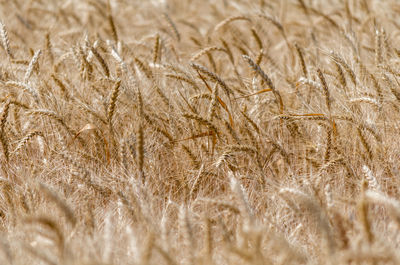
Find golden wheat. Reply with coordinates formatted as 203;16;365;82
0;1;399;264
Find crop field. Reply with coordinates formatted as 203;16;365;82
1;0;400;264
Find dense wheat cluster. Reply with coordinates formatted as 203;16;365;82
1;0;400;264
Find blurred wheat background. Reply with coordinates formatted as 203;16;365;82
0;0;399;264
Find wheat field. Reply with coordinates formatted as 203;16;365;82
0;0;400;264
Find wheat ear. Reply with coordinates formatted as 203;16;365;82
38;183;76;226
13;131;42;154
107;79;121;123
90;46;110;78
191;46;226;61
214;16;251;32
134;57;154;80
0;101;10;162
163;13;180;41
107;5;118;42
24;50;41;83
317;69;331;114
190;63;232;97
51;74;70;100
294;43;308;78
45;32;54;64
153;34;160;65
242;55;284;113
0;22;12;59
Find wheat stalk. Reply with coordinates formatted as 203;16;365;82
136;89;145;184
